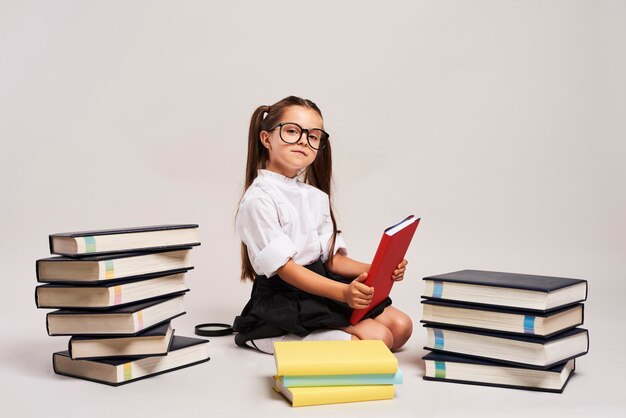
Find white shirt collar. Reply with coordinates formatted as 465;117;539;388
258;169;301;185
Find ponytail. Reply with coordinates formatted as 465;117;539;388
244;105;270;190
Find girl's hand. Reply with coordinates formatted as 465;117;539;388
392;259;408;281
343;273;374;309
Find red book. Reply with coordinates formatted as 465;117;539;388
349;215;421;325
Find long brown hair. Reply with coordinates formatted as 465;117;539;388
238;96;339;281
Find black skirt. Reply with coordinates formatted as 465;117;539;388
233;259;392;347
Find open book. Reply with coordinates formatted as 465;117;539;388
350;215;420;325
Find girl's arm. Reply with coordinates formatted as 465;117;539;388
326;253;409;281
277;259;373;309
325;253;370;278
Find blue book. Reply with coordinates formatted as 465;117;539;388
278;369;403;387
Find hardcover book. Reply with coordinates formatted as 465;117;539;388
422;269;587;312
421;300;584;337
36;249;193;284
274;340;397;376
49;224;200;257
46;294;186;336
423;325;589;369
53;335;210;386
35;272;189;309
69;322;175;359
422;352;575;393
273;376;394;407
350;215;420;325
278;370;403;387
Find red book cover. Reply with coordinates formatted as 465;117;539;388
350;216;420;325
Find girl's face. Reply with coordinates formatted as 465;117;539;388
260;106;324;178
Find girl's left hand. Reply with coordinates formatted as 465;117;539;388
392;259;408;281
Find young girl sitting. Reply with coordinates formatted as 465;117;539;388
232;96;412;354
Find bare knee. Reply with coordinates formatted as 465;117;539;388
344;320;394;349
369;325;394;349
375;308;413;351
390;313;413;350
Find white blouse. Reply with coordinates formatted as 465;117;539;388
236;169;347;278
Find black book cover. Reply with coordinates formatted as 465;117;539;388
50;224;199;238
54;335;210;386
36;267;191;288
422;324;589;369
70;321;171;341
38;247;193;263
49;293;185;314
35;270;191;310
68;323;176;360
422;351;576;393
49;224;200;257
46;293;187;336
423;269;587;293
421;299;584;316
36;266;193;285
420;300;585;338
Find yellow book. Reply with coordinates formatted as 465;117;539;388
273;376;395;407
273;340;398;376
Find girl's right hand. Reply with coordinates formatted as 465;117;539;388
344;273;374;309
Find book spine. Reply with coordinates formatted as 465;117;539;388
45;312;52;336
68;338;74;358
582;303;586;326
367;234;392;286
34;286;40;308
36;259;42;283
52;352;59;375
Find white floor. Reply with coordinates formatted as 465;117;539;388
3;296;624;418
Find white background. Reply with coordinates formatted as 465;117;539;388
1;1;624;416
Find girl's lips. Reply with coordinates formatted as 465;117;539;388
292;150;308;156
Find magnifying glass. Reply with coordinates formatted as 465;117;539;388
194;323;234;337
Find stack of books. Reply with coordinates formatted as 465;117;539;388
420;269;589;393
272;340;401;407
34;225;211;386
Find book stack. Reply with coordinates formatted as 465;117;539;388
34;225;211;386
272;340;401;407
420;269;589;393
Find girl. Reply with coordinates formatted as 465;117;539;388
233;96;412;354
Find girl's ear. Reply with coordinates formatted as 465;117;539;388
260;131;272;150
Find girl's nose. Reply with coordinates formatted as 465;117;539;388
297;131;309;146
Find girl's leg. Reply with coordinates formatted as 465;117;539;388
250;329;351;355
341;318;394;349
371;306;413;351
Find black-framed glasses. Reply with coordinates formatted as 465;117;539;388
268;122;329;150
